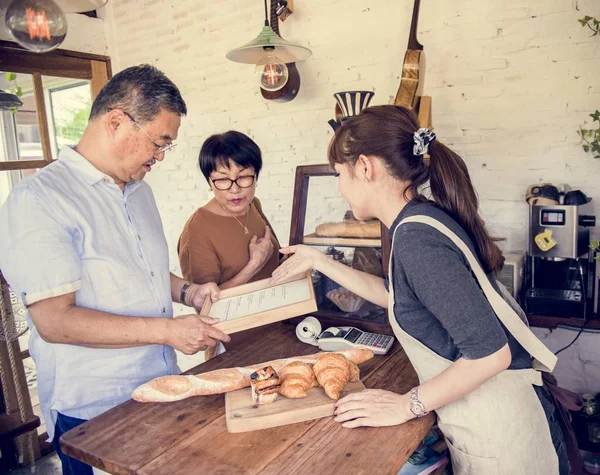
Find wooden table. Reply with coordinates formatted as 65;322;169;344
61;323;435;475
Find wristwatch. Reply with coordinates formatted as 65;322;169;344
409;387;429;418
180;282;192;306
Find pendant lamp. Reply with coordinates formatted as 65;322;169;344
226;0;311;65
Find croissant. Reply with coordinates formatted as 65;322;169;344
313;353;351;400
279;362;317;398
348;361;360;382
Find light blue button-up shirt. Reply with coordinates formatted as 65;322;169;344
0;146;178;439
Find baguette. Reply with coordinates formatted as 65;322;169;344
132;348;373;403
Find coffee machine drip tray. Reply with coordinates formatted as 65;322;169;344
526;288;582;302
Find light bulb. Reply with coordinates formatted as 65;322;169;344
5;0;67;53
254;50;289;92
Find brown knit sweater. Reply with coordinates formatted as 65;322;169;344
178;198;280;285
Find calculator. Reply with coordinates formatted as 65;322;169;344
317;326;395;355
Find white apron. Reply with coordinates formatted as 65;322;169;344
389;216;559;475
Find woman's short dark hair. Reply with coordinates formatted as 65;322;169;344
199;131;262;181
89;64;186;123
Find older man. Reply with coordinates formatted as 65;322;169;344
0;65;230;475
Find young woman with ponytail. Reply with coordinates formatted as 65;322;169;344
271;105;568;474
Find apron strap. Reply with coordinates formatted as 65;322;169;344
398;215;557;373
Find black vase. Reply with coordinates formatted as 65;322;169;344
328;90;374;131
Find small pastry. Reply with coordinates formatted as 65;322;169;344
250;366;281;405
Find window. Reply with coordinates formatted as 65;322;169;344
0;40;111;453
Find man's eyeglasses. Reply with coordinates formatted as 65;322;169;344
111;109;176;153
210;175;256;191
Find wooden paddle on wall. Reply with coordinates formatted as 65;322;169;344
394;0;424;111
260;0;301;102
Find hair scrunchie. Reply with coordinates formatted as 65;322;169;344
413;128;436;157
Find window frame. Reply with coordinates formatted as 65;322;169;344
0;40;111;171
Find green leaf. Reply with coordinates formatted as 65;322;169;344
591;110;600;122
5;72;16;82
584;144;590;152
15;86;22;97
590;240;600;250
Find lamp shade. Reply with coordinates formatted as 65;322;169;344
0;91;23;111
226;25;312;64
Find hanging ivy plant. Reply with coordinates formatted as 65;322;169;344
579;15;600;36
578;16;599;157
578;111;600;159
4;72;24;114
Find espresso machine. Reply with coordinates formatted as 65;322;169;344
523;204;596;319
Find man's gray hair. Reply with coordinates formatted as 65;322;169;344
89;64;187;122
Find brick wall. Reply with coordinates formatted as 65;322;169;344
100;0;600;381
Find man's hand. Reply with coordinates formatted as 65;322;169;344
185;282;219;311
166;314;231;355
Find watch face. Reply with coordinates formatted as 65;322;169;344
410;400;425;417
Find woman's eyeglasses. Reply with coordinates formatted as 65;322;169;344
210;175;256;191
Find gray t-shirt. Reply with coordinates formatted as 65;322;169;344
388;200;531;369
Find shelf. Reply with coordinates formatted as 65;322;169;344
527;314;600;330
0;413;39;440
302;233;381;248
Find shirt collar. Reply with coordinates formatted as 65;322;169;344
58;146;142;192
58;145;110;186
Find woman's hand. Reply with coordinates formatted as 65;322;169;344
333;389;413;428
270;244;324;284
186;282;220;310
248;226;274;274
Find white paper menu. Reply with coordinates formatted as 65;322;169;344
208;278;311;321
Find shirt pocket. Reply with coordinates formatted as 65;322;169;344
446;437;499;475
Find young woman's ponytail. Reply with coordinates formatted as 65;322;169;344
427;140;504;274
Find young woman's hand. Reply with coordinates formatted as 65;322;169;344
333;389;414;428
248;226;274;273
270;245;324;284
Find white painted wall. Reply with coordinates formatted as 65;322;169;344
97;0;600;384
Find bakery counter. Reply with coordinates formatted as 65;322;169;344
60;322;434;475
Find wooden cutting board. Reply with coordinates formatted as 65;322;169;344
225;380;366;433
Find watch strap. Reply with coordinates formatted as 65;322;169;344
409;387;429;418
180;282;192;305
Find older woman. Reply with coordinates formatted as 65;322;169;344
178;130;280;291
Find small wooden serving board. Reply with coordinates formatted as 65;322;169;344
225;380;366;433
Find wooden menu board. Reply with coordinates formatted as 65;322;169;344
200;271;317;334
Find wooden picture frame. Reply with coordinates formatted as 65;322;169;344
288;164;392;277
199;271;317;334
